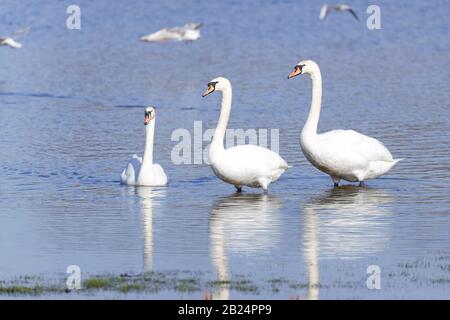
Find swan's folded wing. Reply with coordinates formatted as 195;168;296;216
224;145;288;175
120;155;142;185
151;164;168;185
319;130;394;162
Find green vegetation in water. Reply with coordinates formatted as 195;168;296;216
0;271;203;296
1;256;448;297
0;285;44;295
84;277;114;290
206;279;258;293
0;284;65;295
119;283;145;293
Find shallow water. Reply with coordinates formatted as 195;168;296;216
0;0;449;299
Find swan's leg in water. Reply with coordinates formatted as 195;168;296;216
258;177;269;194
235;186;242;193
331;176;340;187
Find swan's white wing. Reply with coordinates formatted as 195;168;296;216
227;145;288;169
318;130;394;163
301;130;395;181
213;145;288;185
151;164;168;186
120;155;142;185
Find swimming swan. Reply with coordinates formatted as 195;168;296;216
287;60;401;186
202;77;288;192
120;107;168;186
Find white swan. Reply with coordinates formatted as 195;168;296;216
120;107;168;186
202;77;288;192
288;60;401;186
141;23;202;42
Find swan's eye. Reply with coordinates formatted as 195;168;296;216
207;81;218;88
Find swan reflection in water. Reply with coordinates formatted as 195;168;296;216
207;193;283;300
299;186;394;300
135;187;166;271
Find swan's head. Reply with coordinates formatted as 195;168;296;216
144;106;155;125
202;77;231;97
288;60;317;79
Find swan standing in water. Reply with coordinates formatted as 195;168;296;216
288;60;401;186
120;107;168;186
202;77;289;193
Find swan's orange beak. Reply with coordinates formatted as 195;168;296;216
202;85;215;97
288;66;302;79
144;114;151;125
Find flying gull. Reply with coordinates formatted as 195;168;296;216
0;27;31;49
320;4;359;21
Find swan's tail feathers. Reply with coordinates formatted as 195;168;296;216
120;168;128;185
393;158;404;166
120;156;142;185
278;158;290;170
120;176;126;185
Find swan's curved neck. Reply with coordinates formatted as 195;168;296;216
302;67;322;137
142;120;155;167
211;85;232;152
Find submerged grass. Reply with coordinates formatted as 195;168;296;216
84;278;113;290
118;283;145;293
1;255;449;297
206;279;258;293
0;271;203;296
0;285;44;295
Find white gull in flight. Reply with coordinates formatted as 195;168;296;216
1;27;31;49
320;4;359;21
